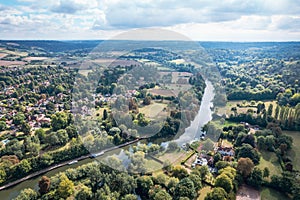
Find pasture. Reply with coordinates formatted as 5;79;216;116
139;102;168;118
284;131;300;171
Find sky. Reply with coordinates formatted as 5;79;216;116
0;0;300;41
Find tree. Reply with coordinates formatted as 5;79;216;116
51;112;68;131
265;135;275;151
0;167;6;184
154;173;169;187
122;194;138;200
213;153;222;164
46;102;55;111
154;190;172;200
237;157;254;178
14;188;37;200
143;96;151;105
174;177;197;200
172;165;188;179
38;176;51;195
205;187;227;200
56;129;69;145
167;141;179;152
0;121;7;131
257;103;265;114
257;136;265;150
13;113;25;125
110;173;136;196
263;167;270;178
277;134;293;150
57;173;74;199
16;159;32;176
290;93;300;106
39;153;54;167
103;109;108;120
189;174;202;191
267;104;273;116
21;122;31;135
236;144;260;164
35;128;46;143
193;165;209;180
215;174;233;193
76;185;92;200
247;167;263;188
136;176;153;198
66;125;77;139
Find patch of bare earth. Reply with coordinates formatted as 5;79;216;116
236;185;260;200
0;53;7;59
23;57;48;61
0;60;26;66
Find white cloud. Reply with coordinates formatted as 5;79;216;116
271;16;300;32
0;0;299;40
51;0;98;14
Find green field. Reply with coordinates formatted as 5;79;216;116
197;186;212;200
78;69;92;76
258;150;282;178
139;102;168;118
260;187;291;200
284;131;300;171
158;150;188;166
217;100;277;117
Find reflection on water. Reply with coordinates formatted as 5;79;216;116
167;80;215;146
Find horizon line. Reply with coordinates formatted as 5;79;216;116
1;39;300;43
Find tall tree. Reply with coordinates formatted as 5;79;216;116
205;187;227;200
267;104;273;116
237;157;254;178
57;173;74;199
215;174;233;193
38;176;51;195
174;177;197;200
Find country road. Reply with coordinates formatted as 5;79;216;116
0;138;142;191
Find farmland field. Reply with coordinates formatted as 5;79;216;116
90;59;140;67
22;57;48;61
284;131;300;171
149;88;176;96
0;60;26;66
260;187;290;200
0;53;7;59
78;69;92;76
139;102;168;118
217;100;277;117
158;150;187;165
258;150;282;178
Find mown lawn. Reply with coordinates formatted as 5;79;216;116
197;186;212;200
139;102;168;118
158;150;188;166
260;187;291;200
284;131;300;171
258;150;282;178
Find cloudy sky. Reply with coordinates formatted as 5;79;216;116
0;0;299;41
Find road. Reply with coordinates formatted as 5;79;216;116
0;138;142;191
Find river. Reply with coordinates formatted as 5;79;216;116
0;80;215;200
174;80;215;146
